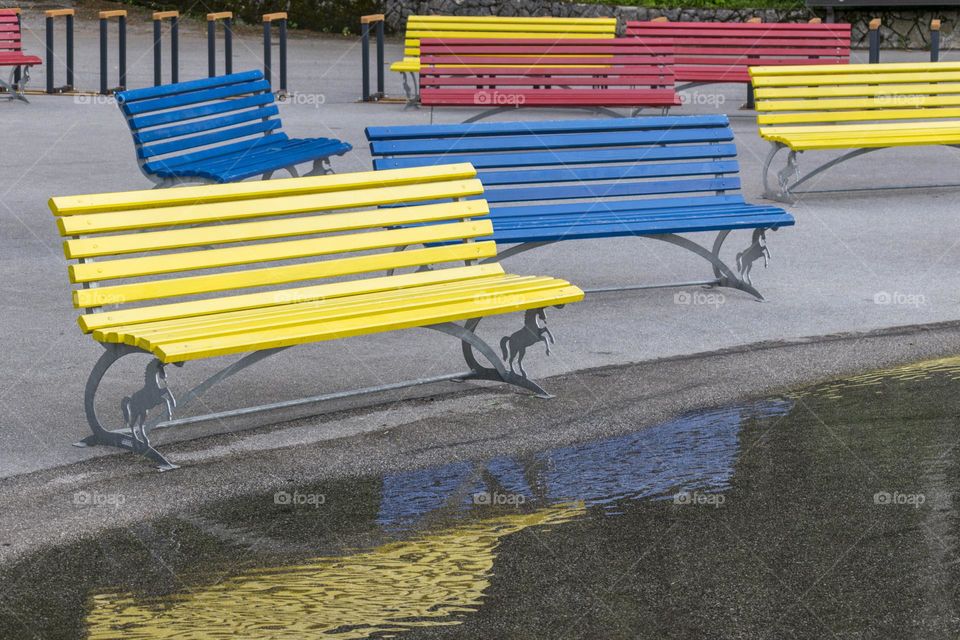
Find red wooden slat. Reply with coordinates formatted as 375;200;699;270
421;88;681;107
422;76;673;88
422;65;674;77
421;55;674;66
0;55;41;66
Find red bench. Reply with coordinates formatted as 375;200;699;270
0;8;40;102
418;38;680;122
626;19;851;108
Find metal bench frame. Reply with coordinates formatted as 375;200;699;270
76;308;564;471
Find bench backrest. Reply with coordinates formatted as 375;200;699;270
114;70;287;177
0;9;25;56
418;38;676;105
626;21;851;82
48;164;502;337
398;15;617;68
367;116;750;223
750;61;960;128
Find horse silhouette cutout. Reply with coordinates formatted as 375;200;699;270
500;309;555;379
736;229;771;287
121;360;176;445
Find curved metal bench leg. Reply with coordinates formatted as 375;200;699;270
402;72;420;109
762;142;799;204
429;315;554;399
651;232;769;300
305;158;334;176
77;344;179;471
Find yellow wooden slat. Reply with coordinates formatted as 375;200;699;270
100;272;518;340
64;200;490;259
750;61;960;77
74;241;499;309
750;71;960;88
761;134;960;151
79;261;505;332
58;179;484;235
755;83;960;100
49;163;478;216
757;107;960;125
150;285;584;362
760;120;960;135
112;276;560;349
409;16;616;25
757;95;960;112
69;220;493;284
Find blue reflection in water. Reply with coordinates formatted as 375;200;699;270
378;399;793;530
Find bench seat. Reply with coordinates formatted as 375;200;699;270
0;9;40;101
367;116;794;299
116;70;352;186
751;61;960;200
50;163;582;469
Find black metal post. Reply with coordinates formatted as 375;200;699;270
361;21;370;102
45;15;53;93
279;19;287;94
171;17;179;83
376;20;384;96
153;19;161;86
66;13;74;88
119;15;126;90
207;20;215;77
263;21;272;89
224;18;233;75
868;19;880;64
931;19;941;63
99;18;107;94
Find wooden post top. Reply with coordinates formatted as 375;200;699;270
98;10;127;19
360;13;384;24
153;10;179;20
651;16;669;22
207;11;233;21
746;17;762;23
808;17;822;24
44;8;75;17
263;12;288;22
932;19;942;31
869;18;881;30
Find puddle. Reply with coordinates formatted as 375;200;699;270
3;358;960;638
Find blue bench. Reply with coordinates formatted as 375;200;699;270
366;115;794;299
116;70;352;187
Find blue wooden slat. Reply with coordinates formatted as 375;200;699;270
210;139;352;182
365;115;730;141
144;133;289;172
130;93;275;130
372;144;739;171
140;120;283;159
121;80;271;117
487;213;795;244
484;177;742;204
134;105;280;144
490;205;793;228
480;161;741;186
488;195;750;219
370;127;733;156
116;70;263;105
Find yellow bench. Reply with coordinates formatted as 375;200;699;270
391;14;617;101
51;163;583;470
751;61;960;202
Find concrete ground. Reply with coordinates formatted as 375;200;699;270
2;3;960;486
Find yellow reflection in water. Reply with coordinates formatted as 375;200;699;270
791;356;960;400
85;504;583;639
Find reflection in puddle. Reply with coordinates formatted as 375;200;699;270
86;506;583;640
5;356;960;638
